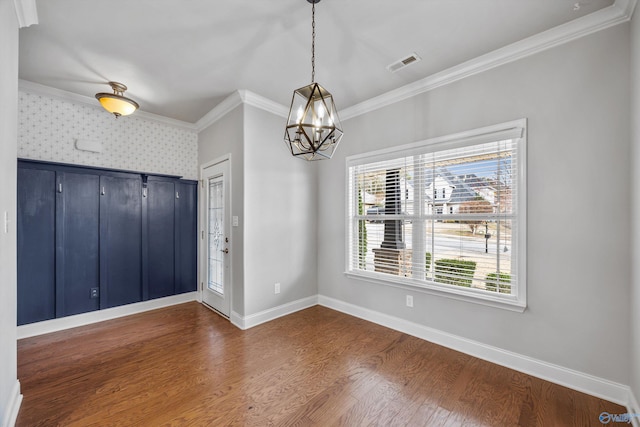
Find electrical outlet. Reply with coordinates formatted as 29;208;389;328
90;287;99;299
275;283;281;294
406;295;413;308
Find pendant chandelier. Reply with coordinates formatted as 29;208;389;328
284;0;343;161
95;81;139;118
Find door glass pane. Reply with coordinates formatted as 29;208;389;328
208;176;224;295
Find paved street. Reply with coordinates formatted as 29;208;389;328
361;222;512;287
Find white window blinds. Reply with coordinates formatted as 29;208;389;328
346;120;526;310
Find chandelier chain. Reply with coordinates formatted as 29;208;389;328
311;1;315;83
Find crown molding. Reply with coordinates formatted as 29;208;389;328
17;80;291;133
239;90;289;119
194;91;244;132
13;0;38;28
340;0;637;121
133;110;196;131
18;80;197;131
19;79;93;106
18;0;635;131
195;90;288;132
619;0;639;19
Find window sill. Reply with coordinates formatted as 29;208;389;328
343;270;526;313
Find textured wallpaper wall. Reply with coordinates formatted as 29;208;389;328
18;91;198;180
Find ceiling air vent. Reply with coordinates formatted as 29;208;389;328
387;53;422;73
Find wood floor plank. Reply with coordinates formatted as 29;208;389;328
16;302;626;426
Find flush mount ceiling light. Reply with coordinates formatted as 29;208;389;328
284;0;343;161
95;81;139;118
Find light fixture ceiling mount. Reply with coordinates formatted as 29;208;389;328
284;0;343;161
95;81;139;118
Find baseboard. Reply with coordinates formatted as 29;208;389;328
231;295;318;330
15;291;633;412
318;295;630;406
17;292;198;339
1;380;22;427
229;310;244;329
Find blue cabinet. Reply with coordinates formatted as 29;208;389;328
17;160;198;325
17;167;56;325
145;177;176;300
144;177;198;299
100;174;143;308
176;181;198;294
56;171;100;317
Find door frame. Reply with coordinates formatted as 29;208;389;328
199;154;232;318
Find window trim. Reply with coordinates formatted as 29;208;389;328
344;119;527;312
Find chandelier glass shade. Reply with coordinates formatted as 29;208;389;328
284;0;343;161
95;82;139;118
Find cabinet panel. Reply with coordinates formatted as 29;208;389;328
17;160;197;326
147;179;176;299
100;175;143;308
17;167;56;325
176;181;197;294
56;172;100;316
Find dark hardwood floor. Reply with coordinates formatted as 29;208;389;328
16;302;625;426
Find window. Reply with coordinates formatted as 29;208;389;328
346;120;526;311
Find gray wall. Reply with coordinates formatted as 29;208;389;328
243;105;318;315
317;24;631;384
198;105;246;316
0;0;19;422
631;8;640;407
198;103;319;318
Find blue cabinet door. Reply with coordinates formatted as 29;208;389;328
18;160;196;324
17;167;56;325
176;181;197;294
146;178;176;299
56;172;100;316
100;175;143;308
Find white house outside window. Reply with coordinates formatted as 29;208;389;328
346;120;527;311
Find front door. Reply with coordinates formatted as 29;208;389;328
201;160;231;317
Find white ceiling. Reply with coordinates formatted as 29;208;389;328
18;0;615;124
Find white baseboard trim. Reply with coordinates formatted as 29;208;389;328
318;295;631;406
14;291;634;412
230;296;318;330
17;292;198;339
229;310;243;329
2;380;22;427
